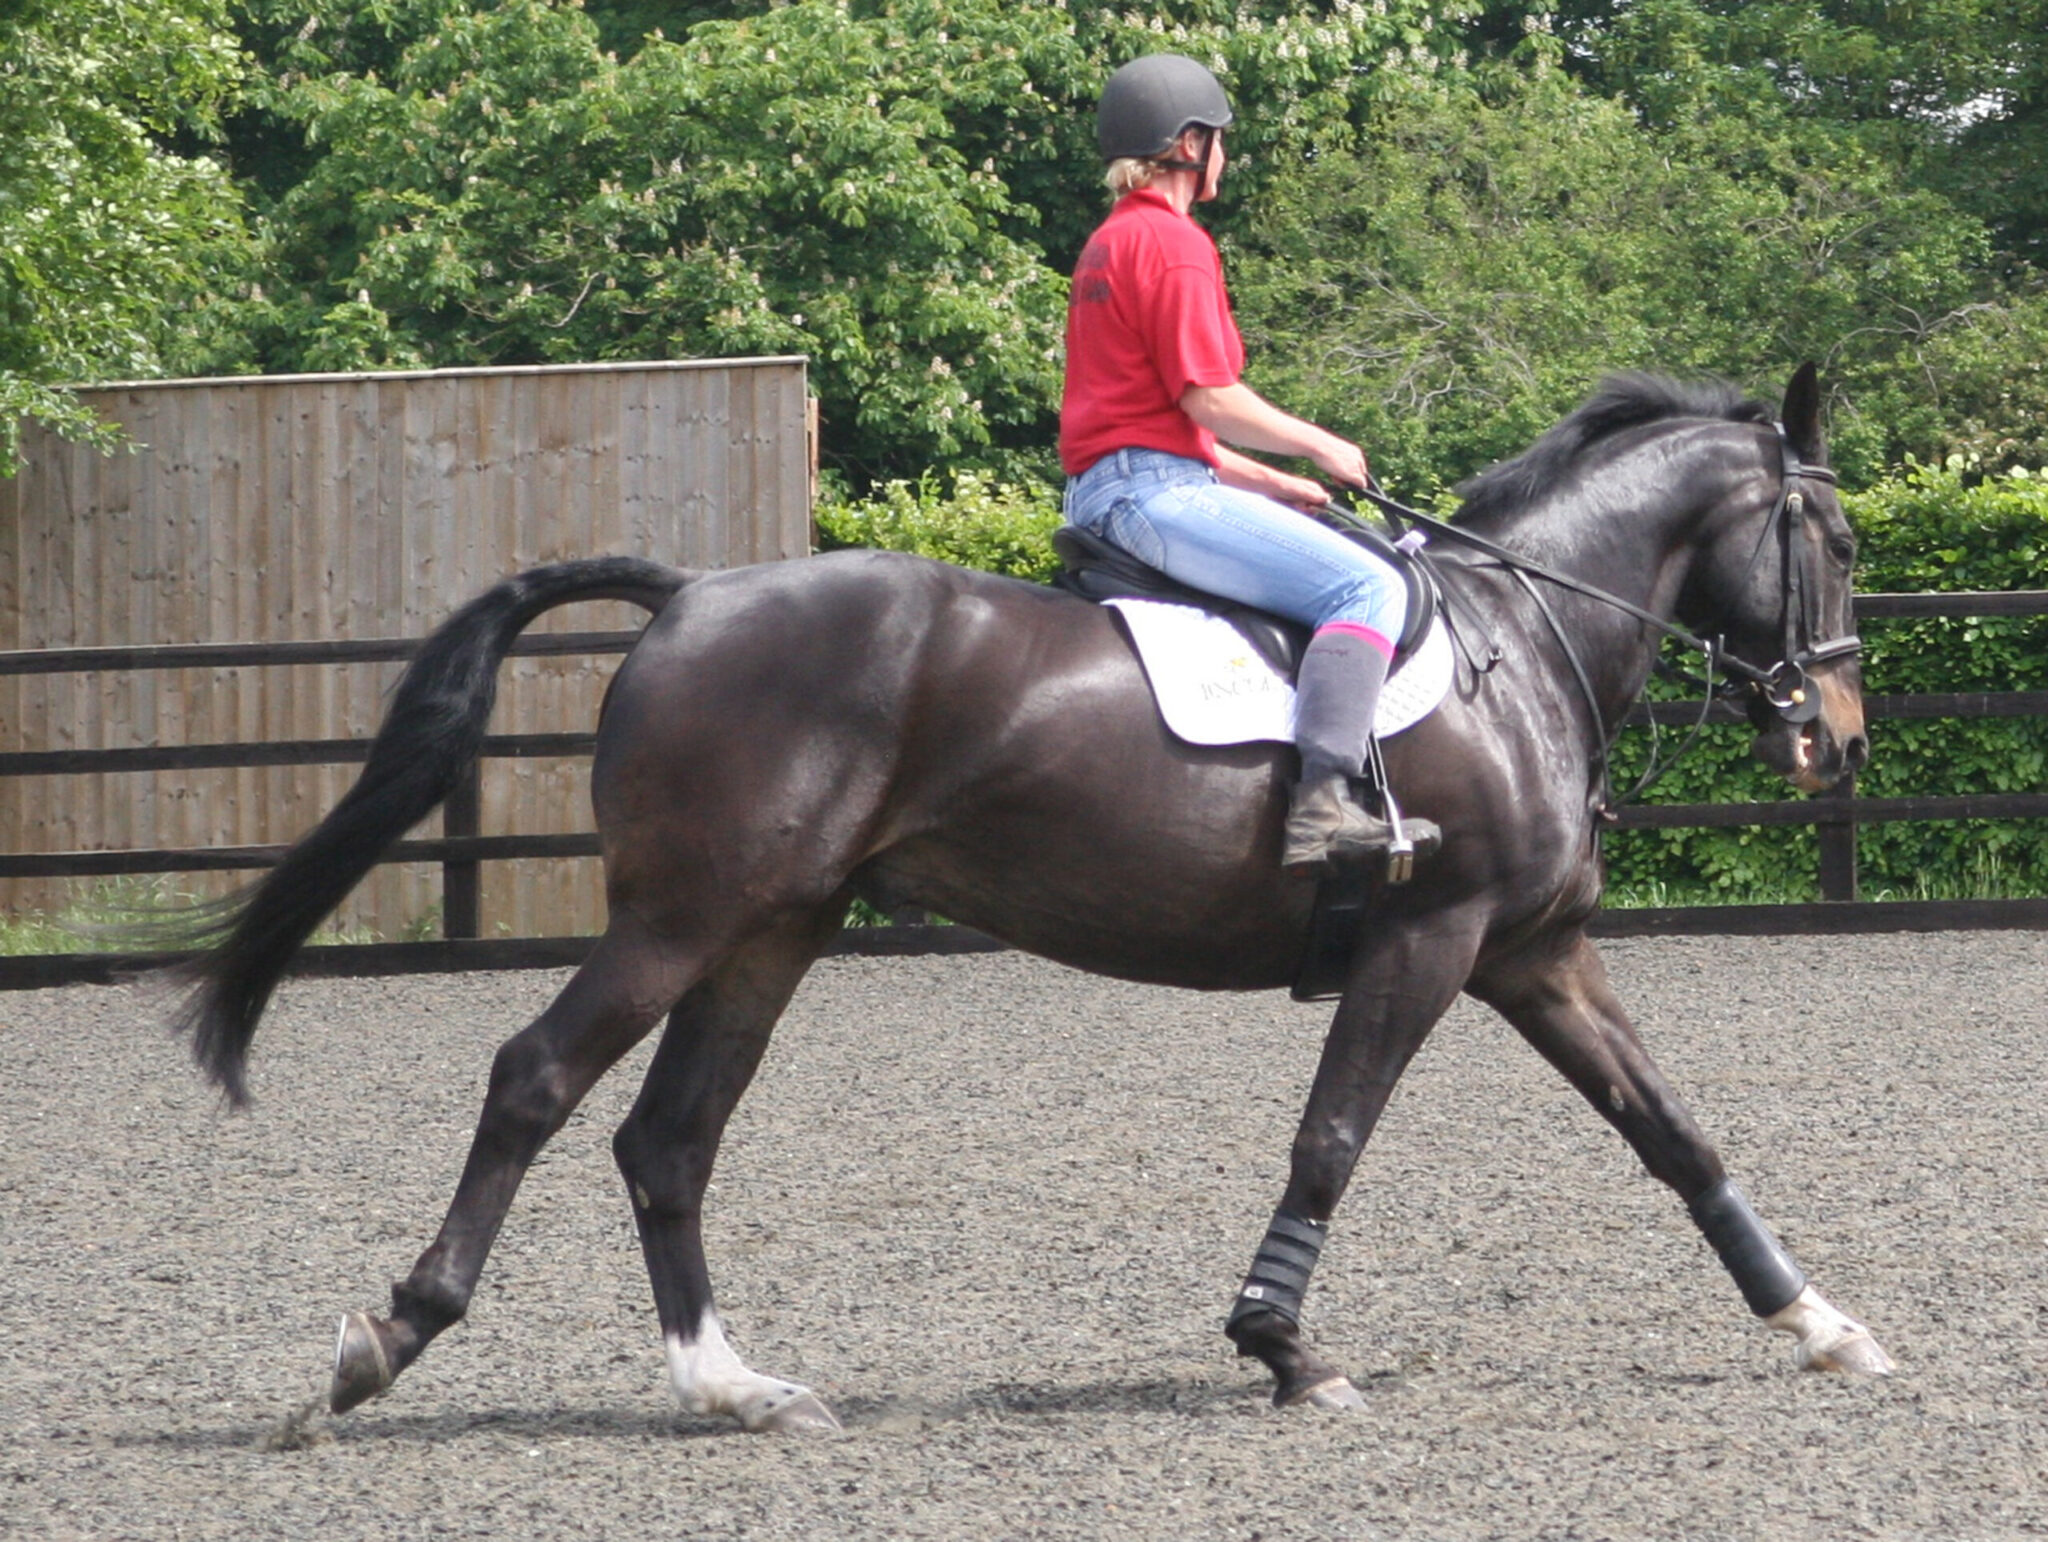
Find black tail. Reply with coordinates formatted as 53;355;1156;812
165;556;689;1105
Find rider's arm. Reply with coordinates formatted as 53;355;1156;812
1212;444;1326;508
1181;382;1369;491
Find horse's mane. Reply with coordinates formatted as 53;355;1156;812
1455;373;1773;523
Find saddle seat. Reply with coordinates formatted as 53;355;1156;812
1051;521;1438;678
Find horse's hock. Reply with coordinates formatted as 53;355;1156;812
0;358;813;939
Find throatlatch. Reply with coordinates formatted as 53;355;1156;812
1226;1209;1329;1331
1687;1177;1807;1317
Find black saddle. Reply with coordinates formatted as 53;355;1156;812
1051;520;1438;678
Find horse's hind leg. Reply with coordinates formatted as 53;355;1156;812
1469;930;1894;1375
329;914;697;1413
611;908;847;1434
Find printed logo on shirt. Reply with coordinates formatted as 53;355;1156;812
1074;242;1111;304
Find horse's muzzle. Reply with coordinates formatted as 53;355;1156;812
1752;666;1867;792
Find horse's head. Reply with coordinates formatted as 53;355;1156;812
1687;364;1868;792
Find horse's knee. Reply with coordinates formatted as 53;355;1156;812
1285;1129;1355;1218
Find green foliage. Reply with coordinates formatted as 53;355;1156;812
0;879;178;955
1602;462;2048;903
815;468;1061;581
213;0;1080;481
1229;54;2011;495
1471;1;2048;266
199;0;1462;486
0;0;252;472
1438;4;2048;473
0;874;400;952
1840;285;2048;486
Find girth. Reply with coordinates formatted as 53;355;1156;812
1050;521;1438;679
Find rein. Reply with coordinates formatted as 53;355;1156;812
1325;424;1861;810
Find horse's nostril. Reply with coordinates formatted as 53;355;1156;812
1845;734;1870;773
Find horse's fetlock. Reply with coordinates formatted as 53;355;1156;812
392;1276;468;1340
1224;1305;1297;1355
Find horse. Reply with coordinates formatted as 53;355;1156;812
165;364;1893;1433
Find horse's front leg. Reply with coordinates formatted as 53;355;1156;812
1468;929;1894;1376
1227;914;1485;1408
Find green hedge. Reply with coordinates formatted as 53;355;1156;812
815;461;2048;903
815;470;1063;583
1604;462;2048;903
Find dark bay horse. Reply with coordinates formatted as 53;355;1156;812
168;366;1893;1432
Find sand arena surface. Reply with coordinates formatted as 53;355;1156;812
3;933;2045;1539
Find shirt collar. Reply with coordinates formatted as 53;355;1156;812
1117;186;1189;220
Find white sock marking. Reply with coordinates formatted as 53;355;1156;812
1764;1284;1894;1373
663;1310;813;1426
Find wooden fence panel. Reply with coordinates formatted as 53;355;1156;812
0;358;811;936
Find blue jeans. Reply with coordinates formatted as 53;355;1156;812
1062;448;1405;645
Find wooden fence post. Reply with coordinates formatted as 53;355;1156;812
443;760;482;939
1817;774;1858;902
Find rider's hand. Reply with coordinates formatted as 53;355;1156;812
1274;470;1329;509
1310;434;1370;492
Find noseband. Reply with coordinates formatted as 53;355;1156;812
1340;423;1862;804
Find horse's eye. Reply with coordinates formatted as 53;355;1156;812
1828;536;1856;565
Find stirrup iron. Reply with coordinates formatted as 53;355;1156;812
1364;737;1416;885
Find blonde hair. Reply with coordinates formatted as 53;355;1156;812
1104;156;1160;196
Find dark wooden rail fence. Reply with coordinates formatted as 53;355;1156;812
0;632;629;904
3;591;2044;988
1612;589;2048;906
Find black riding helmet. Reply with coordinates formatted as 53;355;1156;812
1097;53;1234;164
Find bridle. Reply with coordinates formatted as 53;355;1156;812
1332;422;1862;806
1729;431;1861;725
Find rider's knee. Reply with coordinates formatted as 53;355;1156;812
1323;567;1406;644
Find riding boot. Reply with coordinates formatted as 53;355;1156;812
1282;627;1442;871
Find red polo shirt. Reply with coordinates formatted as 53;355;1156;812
1059;188;1245;475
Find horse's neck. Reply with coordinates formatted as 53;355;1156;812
1473;427;1756;730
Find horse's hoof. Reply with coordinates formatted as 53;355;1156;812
742;1388;843;1435
1279;1375;1366;1412
1765;1286;1896;1378
1795;1329;1897;1377
330;1311;398;1413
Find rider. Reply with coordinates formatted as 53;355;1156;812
1059;53;1440;871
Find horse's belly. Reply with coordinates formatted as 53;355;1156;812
856;831;1312;993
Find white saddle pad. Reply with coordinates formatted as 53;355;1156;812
1104;597;1455;748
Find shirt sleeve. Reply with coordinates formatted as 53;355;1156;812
1142;260;1243;402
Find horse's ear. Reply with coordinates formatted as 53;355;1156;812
1780;362;1823;462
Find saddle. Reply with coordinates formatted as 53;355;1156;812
1050;520;1439;679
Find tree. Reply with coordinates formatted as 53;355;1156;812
1229;43;2033;492
204;0;1462;485
0;0;250;473
1468;1;2048;264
